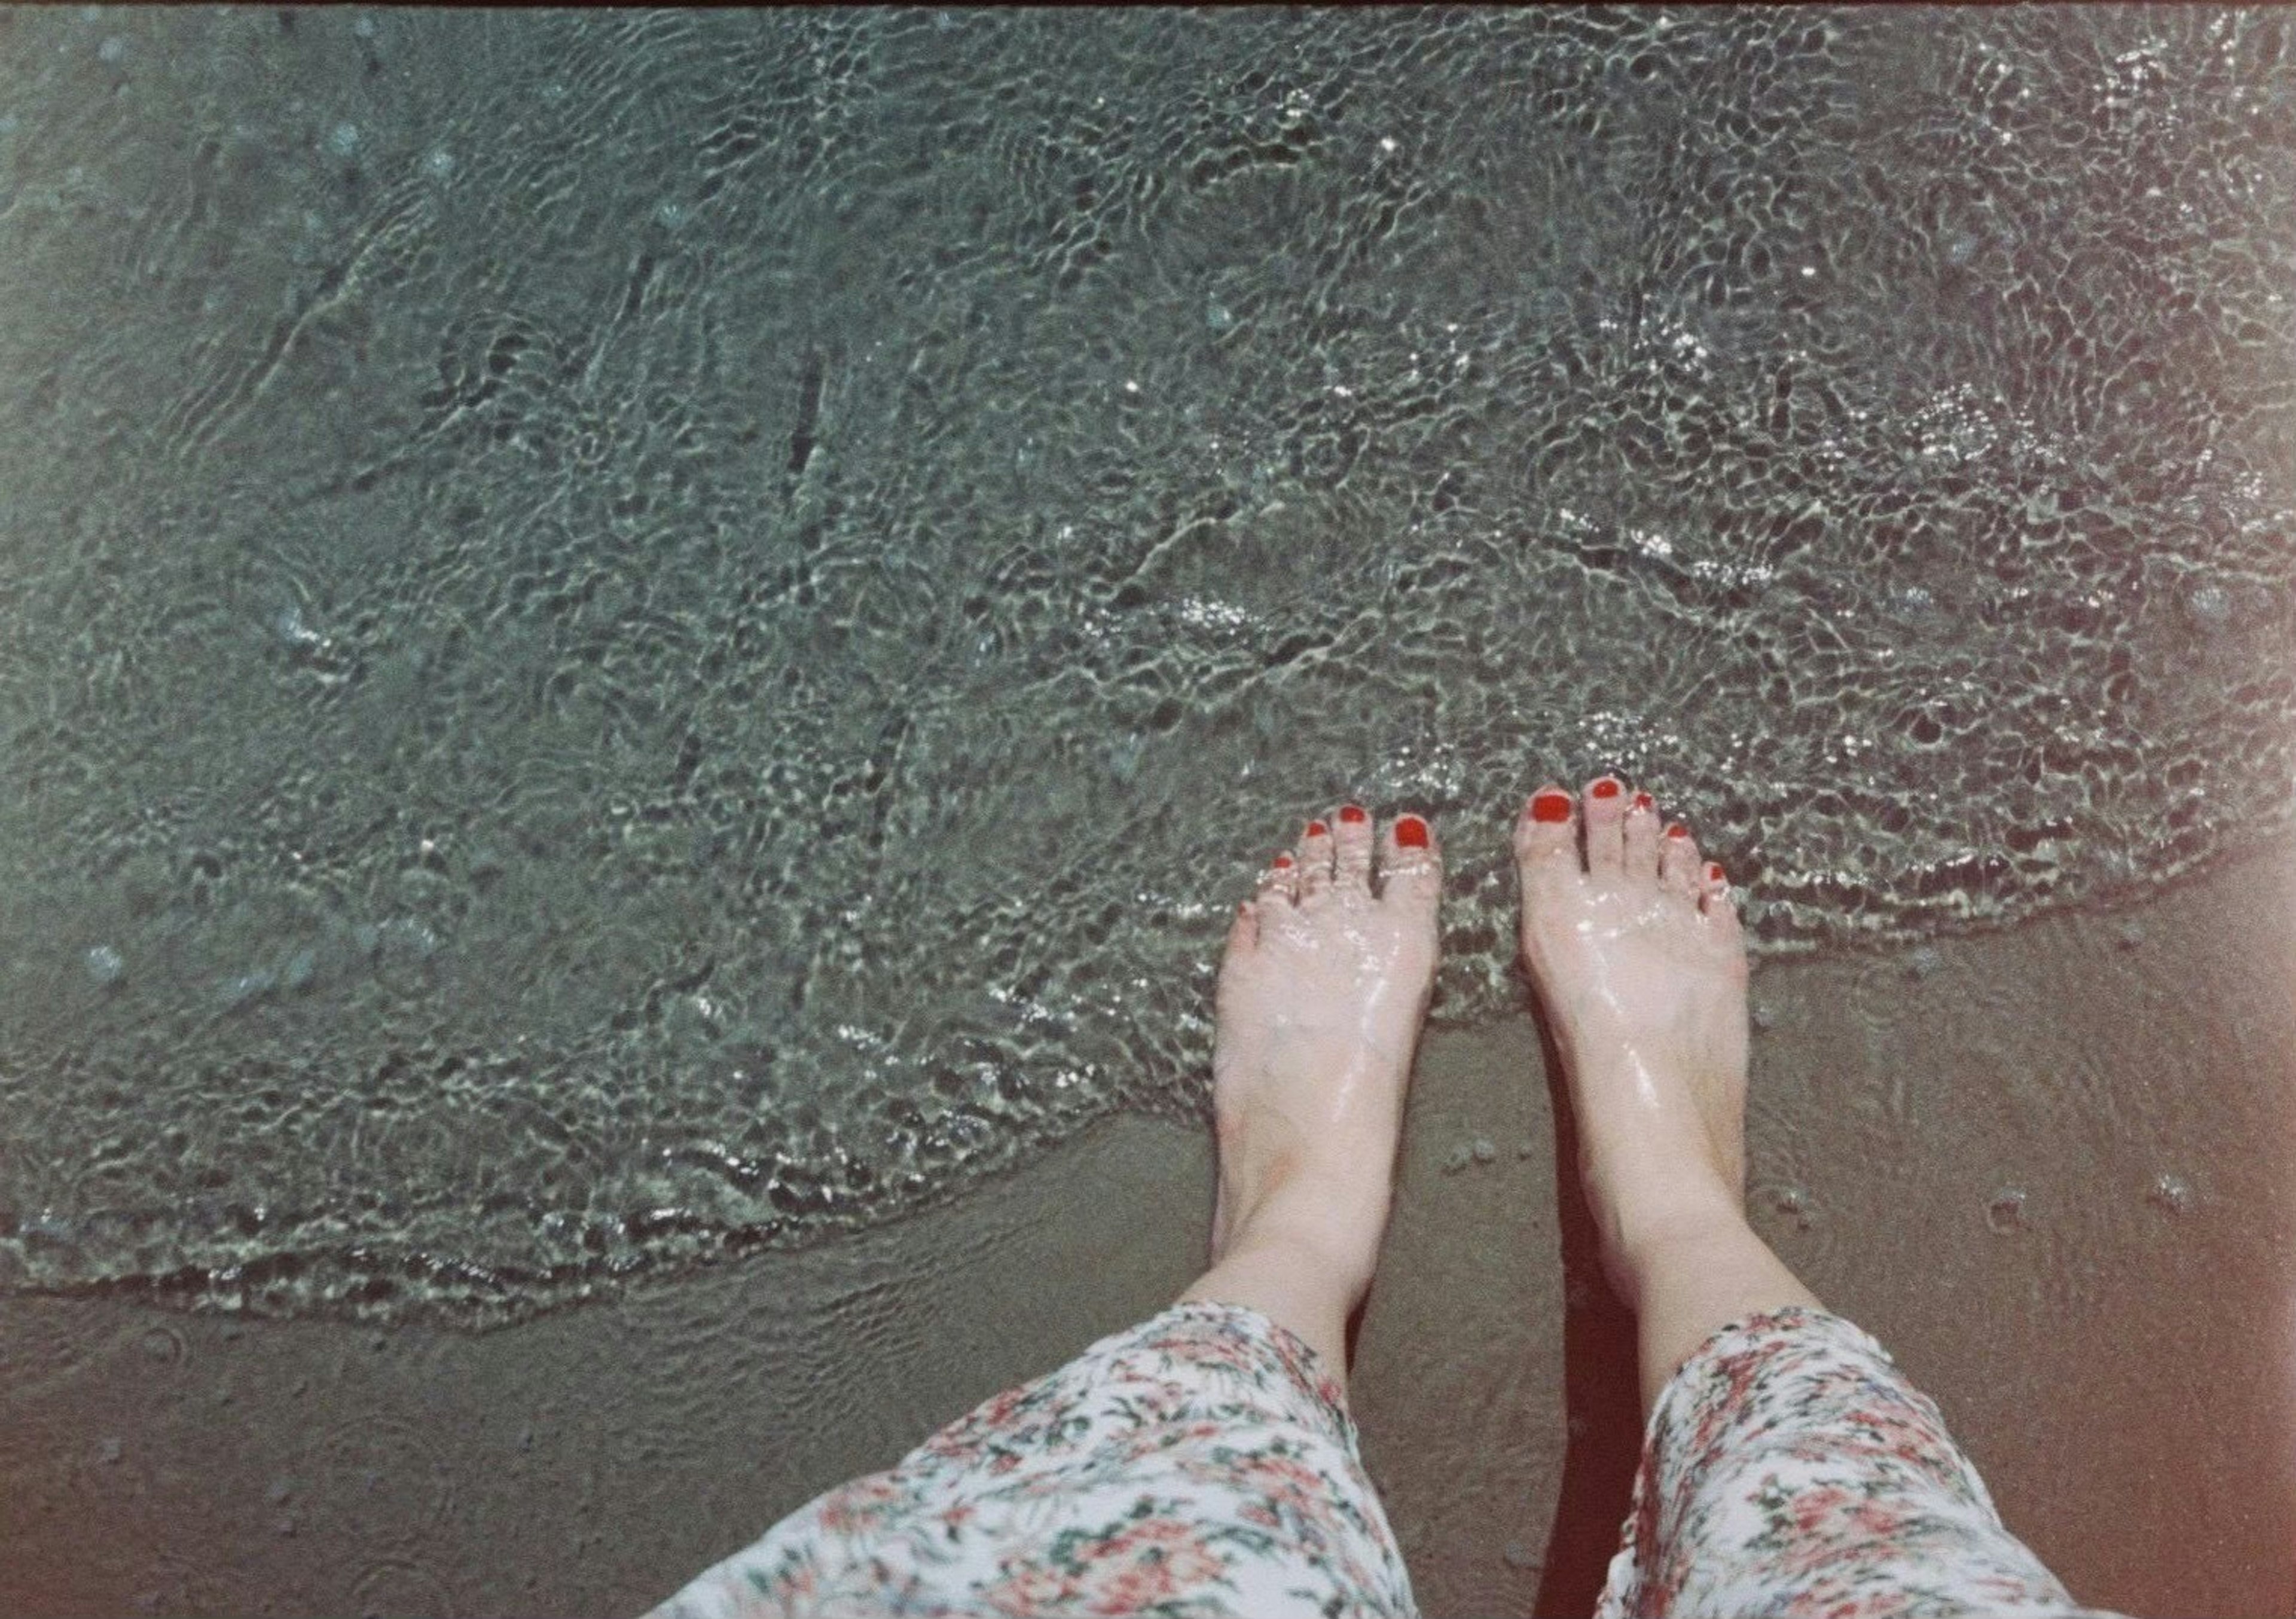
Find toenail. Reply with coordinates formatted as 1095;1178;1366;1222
1706;862;1726;884
1666;824;1690;839
1590;777;1622;799
1272;853;1293;869
1632;791;1654;812
1305;820;1328;838
1531;790;1573;823
1394;814;1430;848
1338;804;1368;824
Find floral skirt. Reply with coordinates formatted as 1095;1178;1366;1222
647;1302;2119;1618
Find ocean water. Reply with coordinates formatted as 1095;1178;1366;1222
0;7;2290;1324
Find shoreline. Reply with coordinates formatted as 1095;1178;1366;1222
7;835;2295;1616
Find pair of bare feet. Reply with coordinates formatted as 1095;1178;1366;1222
1181;777;1781;1397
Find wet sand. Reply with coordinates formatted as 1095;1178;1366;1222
7;835;2296;1618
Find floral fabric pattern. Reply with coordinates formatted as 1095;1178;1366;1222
646;1300;1415;1619
1596;1305;2123;1618
649;1301;2117;1619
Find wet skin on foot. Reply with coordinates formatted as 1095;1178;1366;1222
1204;805;1442;1294
1513;776;1752;1273
1196;778;1755;1319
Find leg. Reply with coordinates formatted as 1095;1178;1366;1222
647;805;1438;1619
1515;777;2113;1618
648;1297;1419;1619
1513;775;1816;1412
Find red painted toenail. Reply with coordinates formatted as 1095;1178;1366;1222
1338;804;1368;824
1707;862;1726;884
1632;791;1654;812
1590;778;1622;799
1531;791;1573;824
1305;820;1328;838
1394;814;1430;848
1666;824;1689;839
1272;853;1293;869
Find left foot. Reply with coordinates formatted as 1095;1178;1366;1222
1201;805;1442;1303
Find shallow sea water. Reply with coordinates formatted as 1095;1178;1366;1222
0;7;2291;1324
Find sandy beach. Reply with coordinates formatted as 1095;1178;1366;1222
7;832;2296;1617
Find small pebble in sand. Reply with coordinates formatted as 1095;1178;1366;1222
2116;921;2146;951
1471;1137;1498;1165
1767;1183;1813;1230
2147;1172;2196;1216
1985;1188;2028;1234
96;1436;123;1465
1517;1140;1537;1160
1502;1540;1541;1571
1750;1000;1778;1032
267;1476;295;1505
1907;946;1943;981
1441;1143;1473;1175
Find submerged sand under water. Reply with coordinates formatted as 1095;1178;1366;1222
5;831;2293;1617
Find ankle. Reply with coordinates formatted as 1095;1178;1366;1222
1598;1177;1752;1309
1183;1187;1378;1381
1607;1198;1824;1410
1218;1171;1388;1308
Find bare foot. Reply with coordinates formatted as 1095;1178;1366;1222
1513;776;1750;1291
1201;804;1442;1305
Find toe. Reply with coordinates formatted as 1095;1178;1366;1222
1583;775;1628;875
1658;822;1702;897
1513;785;1580;873
1623;789;1660;878
1333;802;1375;893
1296;816;1336;902
1699;859;1744;940
1381;811;1442;915
1257;847;1300;909
1226;896;1259;955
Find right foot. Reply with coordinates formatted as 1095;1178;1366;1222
1512;777;1751;1291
